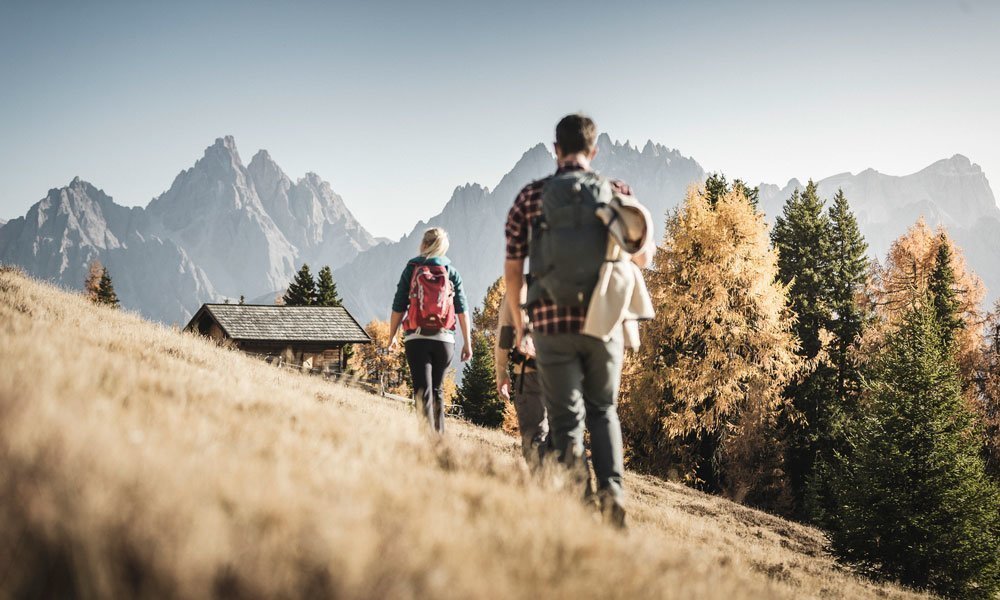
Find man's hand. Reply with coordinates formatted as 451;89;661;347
497;375;511;400
460;342;473;362
517;331;536;358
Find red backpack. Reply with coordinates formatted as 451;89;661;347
404;262;456;332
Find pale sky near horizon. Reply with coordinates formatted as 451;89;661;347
2;0;998;239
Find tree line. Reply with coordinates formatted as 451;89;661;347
455;175;1000;598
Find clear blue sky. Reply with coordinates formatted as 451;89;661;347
2;0;998;238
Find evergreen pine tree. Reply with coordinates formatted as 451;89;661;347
314;264;352;365
455;309;505;428
315;265;343;307
773;180;831;357
96;268;120;308
826;189;870;403
928;234;963;350
283;264;317;306
704;173;758;209
771;180;837;519
805;189;871;526
834;302;1000;598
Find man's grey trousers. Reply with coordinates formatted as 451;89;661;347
512;371;549;466
533;331;625;501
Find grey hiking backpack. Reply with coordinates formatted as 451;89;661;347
526;170;613;308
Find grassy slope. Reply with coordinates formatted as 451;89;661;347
0;269;925;599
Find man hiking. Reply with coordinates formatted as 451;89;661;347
496;284;549;469
503;113;652;528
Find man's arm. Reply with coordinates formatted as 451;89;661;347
494;305;511;400
504;259;526;348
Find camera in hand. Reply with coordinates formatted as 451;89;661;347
500;326;536;370
499;325;515;350
509;347;536;370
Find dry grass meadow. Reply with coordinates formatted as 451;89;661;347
0;268;928;599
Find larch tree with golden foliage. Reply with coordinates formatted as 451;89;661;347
868;219;985;379
621;175;801;509
350;319;409;396
474;276;505;342
84;259;103;302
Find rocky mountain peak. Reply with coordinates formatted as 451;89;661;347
196;135;244;180
248;149;282;176
921;154;978;175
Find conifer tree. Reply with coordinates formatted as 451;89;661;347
620;179;800;507
455;312;504;428
801;189;872;526
928;234;963;350
979;304;1000;478
771;183;872;522
826;190;870;402
315;264;352;364
704;173;758;208
96;268;120;308
834;302;1000;598
283;264;317;306
315;265;343;307
773;181;831;357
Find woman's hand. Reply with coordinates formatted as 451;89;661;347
460;341;473;362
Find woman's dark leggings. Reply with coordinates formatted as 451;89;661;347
404;339;455;433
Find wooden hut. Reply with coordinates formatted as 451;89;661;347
185;304;370;372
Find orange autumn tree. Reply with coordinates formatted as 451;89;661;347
474;276;506;344
350;319;409;396
621;177;801;509
867;218;985;384
84;259;103;301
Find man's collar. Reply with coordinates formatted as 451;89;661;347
556;160;588;173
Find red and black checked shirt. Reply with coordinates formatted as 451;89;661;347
504;162;634;335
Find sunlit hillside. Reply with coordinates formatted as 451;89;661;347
0;267;926;599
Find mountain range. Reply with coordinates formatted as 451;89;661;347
0;136;378;323
2;135;998;328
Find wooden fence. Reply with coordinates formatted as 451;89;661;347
246;352;465;418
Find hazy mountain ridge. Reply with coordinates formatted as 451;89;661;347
337;142;999;327
2;136;997;327
0;137;378;323
758;154;1000;305
335;133;709;325
0;178;217;323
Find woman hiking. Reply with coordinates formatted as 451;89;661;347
388;227;472;433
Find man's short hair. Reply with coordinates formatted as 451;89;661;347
555;113;597;155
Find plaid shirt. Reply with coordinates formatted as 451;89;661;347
505;162;633;335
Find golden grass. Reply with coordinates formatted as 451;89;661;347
0;268;927;599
